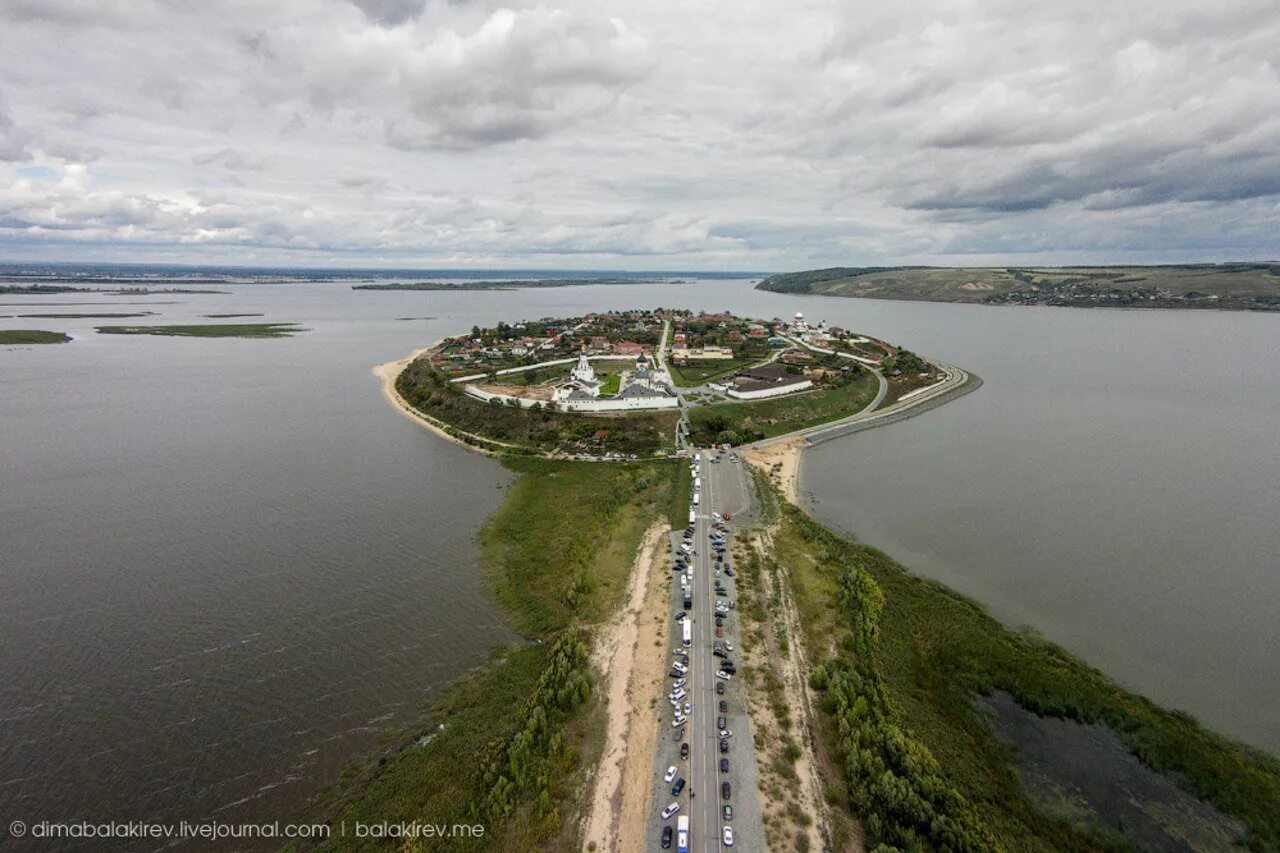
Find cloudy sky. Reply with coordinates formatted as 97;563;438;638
0;0;1277;270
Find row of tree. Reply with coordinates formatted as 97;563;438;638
808;552;995;851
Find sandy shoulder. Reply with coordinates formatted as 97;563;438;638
583;522;669;852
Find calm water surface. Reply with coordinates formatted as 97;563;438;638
2;278;1277;837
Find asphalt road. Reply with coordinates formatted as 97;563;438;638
646;449;765;852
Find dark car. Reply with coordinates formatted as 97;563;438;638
674;610;686;620
715;615;724;626
720;757;730;773
719;738;729;754
716;682;725;695
671;778;685;796
725;567;735;577
719;700;727;712
721;781;732;800
717;716;727;729
661;825;673;848
680;742;689;760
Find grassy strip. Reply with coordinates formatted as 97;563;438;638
96;323;304;338
761;474;1280;850
398;357;678;456
668;358;753;387
668;460;692;529
480;458;677;635
687;370;877;445
0;329;71;344
302;458;676;850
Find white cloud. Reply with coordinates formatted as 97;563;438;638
0;0;1277;268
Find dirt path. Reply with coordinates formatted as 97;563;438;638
583;522;669;852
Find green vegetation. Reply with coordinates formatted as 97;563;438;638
303;458;677;851
0;284;82;294
397;357;678;456
687;368;877;445
764;484;1280;850
757;264;1280;310
480;458;678;634
95;323;305;338
0;329;72;345
668;357;755;387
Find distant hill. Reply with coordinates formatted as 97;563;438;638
757;264;1280;310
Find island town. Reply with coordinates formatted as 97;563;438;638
390;308;956;459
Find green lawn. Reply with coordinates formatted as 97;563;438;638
686;369;877;445
0;329;72;345
668;357;752;387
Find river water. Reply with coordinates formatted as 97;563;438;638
1;277;1276;834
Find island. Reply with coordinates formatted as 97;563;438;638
758;263;1280;310
384;308;974;458
0;329;72;345
353;277;663;291
329;306;1280;853
95;322;306;338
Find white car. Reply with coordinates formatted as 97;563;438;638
664;765;677;783
723;826;734;846
672;678;686;688
725;641;734;652
672;717;685;728
662;802;680;820
670;688;686;701
715;671;733;681
683;702;692;716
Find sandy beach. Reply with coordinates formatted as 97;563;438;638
743;436;808;503
373;343;511;457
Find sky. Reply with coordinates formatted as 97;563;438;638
0;0;1277;270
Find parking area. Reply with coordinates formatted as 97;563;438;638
645;449;765;852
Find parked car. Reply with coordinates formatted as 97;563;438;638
719;738;729;754
725;567;735;577
662;802;680;820
721;782;731;800
671;778;685;796
723;804;733;821
715;627;723;637
661;825;673;848
664;765;677;783
719;700;727;712
716;682;725;695
720;757;730;773
717;716;727;729
723;826;734;846
674;610;685;620
680;742;689;759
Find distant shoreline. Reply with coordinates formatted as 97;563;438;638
758;264;1280;311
